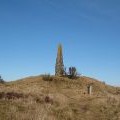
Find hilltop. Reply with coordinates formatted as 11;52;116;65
0;75;120;120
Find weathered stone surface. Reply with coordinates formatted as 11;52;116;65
55;44;64;76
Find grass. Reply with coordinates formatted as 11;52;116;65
0;75;120;120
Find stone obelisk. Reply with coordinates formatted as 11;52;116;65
55;44;64;76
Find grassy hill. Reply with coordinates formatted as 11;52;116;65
0;75;120;120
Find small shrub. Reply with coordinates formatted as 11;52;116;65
0;76;5;83
6;92;24;99
68;67;78;79
42;74;53;81
0;92;25;100
44;96;53;104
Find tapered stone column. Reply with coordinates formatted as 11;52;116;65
55;44;64;76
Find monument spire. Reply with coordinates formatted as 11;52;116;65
55;44;64;76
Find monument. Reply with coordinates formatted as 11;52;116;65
55;44;64;76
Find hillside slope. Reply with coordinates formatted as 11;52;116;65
0;76;120;120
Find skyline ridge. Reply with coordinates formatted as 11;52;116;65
0;0;120;86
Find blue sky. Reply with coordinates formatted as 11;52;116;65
0;0;120;85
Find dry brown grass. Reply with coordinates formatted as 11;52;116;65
0;75;120;120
